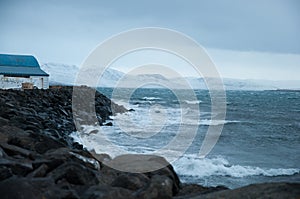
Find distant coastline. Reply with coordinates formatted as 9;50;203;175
41;62;300;91
276;89;300;92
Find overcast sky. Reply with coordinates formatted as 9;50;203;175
0;0;299;80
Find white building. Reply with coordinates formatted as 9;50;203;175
0;54;49;89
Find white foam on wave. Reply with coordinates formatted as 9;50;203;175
174;156;300;178
113;105;182;127
184;100;202;105
113;98;238;127
112;105;239;127
200;119;240;126
71;128;300;178
70;126;128;158
142;97;161;100
181;119;240;126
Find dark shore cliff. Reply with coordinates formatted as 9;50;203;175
0;87;299;199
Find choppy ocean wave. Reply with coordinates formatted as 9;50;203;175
79;88;300;188
174;156;300;178
71;129;300;182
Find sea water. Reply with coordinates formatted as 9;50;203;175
71;88;300;189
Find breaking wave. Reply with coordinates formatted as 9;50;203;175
174;156;300;178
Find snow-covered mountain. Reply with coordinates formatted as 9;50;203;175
171;77;279;90
41;63;79;85
41;63;124;87
41;63;299;90
41;63;185;89
181;77;300;90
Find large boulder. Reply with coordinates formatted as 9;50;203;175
95;155;178;199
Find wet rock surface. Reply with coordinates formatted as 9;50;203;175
183;182;300;199
0;87;299;198
0;86;127;147
0;125;182;199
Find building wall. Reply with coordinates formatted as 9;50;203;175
0;75;49;89
31;76;49;89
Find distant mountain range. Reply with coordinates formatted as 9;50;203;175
41;63;300;90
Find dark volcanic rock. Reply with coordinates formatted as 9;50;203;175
111;173;150;191
189;182;300;199
0;86;127;147
0;126;100;198
0;117;8;126
0;125;183;198
0;177;79;199
136;174;174;199
48;162;99;185
82;185;135;199
0;177;47;199
103;154;181;197
174;184;228;199
0;166;12;181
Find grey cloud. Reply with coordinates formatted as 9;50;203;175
0;0;299;63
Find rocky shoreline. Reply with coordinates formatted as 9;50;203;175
0;86;299;199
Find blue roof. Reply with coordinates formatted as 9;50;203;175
0;54;49;76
